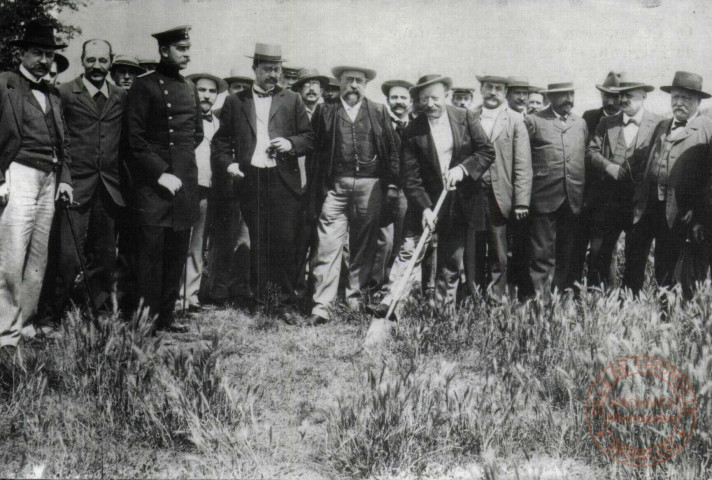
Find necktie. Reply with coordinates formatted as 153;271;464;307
93;91;106;113
559;115;567;124
672;119;687;130
30;80;49;94
625;118;639;127
254;88;274;98
395;120;405;137
202;113;213;122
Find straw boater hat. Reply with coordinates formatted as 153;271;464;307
291;68;329;90
660;71;711;99
223;67;254;86
11;21;67;49
331;65;377;81
595;71;622;93
186;73;228;93
611;72;654;93
54;53;69;73
410;74;452;95
381;80;414;97
542;82;575;94
246;43;285;63
110;55;145;75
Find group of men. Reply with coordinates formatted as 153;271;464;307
1;20;712;351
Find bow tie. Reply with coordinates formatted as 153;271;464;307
624;118;640;127
202;113;213;122
29;80;49;94
254;88;275;98
672;120;687;130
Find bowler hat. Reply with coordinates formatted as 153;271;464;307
151;25;191;46
11;21;67;49
381;79;414;97
660;71;711;99
246;43;285;63
54;53;69;73
187;73;228;94
332;65;377;82
612;72;654;93
542;82;575;94
595;71;622;93
292;68;329;90
410;74;452;95
111;55;145;75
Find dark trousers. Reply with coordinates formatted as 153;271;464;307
468;187;509;298
586;201;631;288
529;201;580;293
242;166;301;304
40;184;118;320
137;225;191;325
623;196;684;293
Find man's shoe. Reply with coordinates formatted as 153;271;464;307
306;314;328;326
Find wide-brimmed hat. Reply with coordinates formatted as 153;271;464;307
381;80;414;97
611;72;654;93
54;53;69;73
332;65;377;82
543;82;575;94
11;21;67;49
111;55;145;74
187;73;228;93
246;43;285;63
410;74;452;95
292;68;329;90
595;71;622;93
660;71;711;99
476;75;509;85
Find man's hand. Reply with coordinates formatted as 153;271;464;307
514;206;529;221
157;173;182;196
691;223;705;244
227;163;245;179
445;166;465;191
270;137;293;153
55;182;73;203
605;164;622;180
0;182;8;207
422;207;437;231
682;210;694;225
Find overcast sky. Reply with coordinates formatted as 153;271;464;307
57;0;712;115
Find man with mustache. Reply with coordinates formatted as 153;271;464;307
307;65;400;324
224;68;254;96
506;77;537;115
0;22;73;350
38;39;129;325
624;71;712;294
470;75;532;300
213;43;314;321
323;77;341;104
451;87;475;110
110;55;146;91
527;91;545;115
586;74;661;288
525;82;588;293
126;26;203;333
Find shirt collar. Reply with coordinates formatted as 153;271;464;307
481;103;506;118
427;113;450;127
19;64;41;84
675;111;699;123
341;97;362;112
623;109;644;125
82;75;109;98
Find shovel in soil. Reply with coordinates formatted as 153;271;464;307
365;189;449;347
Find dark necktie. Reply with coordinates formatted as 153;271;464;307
254;88;274;98
202;113;213;122
672;119;687;130
29;80;49;94
625;118;639;127
395;120;406;137
93;91;106;113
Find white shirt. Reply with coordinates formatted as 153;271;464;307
20;64;47;113
428;113;454;183
622;109;644;146
196;112;219;187
81;75;109;100
479;103;506;140
341;97;362;123
250;86;277;168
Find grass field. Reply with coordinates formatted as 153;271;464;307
1;283;711;479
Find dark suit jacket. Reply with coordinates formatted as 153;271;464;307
58;76;127;207
212;87;314;197
525;106;588;215
0;71;71;185
582;108;605;143
473;105;532;218
400;105;495;231
634;114;712;228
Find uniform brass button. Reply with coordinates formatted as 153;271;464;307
170;142;174;146
168;116;173;120
169;129;174;133
159;79;164;84
167;103;172;108
164;90;169;95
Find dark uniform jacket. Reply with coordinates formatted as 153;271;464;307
59;76;127;207
400;105;495;231
126;62;203;230
0;71;71;185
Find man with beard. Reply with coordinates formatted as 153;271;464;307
470;75;531;300
527;91;545;115
451;87;475;110
525;82;588;293
126;26;203;333
39;39;129;324
176;73;226;311
46;53;68;87
586;74;661;288
624;71;712;294
110;55;146;91
224;68;253;96
0;22;73;350
506;77;536;115
307;65;400;324
213;43;314;320
323;77;341;104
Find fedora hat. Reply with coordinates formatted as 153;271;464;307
111;55;145;75
187;73;228;93
595;71;622;93
54;53;69;73
292;68;329;90
477;75;509;85
660;71;711;99
11;21;67;49
246;43;285;63
332;65;377;82
543;82;575;94
381;79;414;97
611;72;654;93
410;74;452;95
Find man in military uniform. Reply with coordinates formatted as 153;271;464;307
126;26;203;332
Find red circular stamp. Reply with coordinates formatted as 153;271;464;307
586;356;697;467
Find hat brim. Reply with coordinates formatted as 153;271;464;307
381;81;414;97
410;76;453;95
245;55;286;63
660;85;711;99
476;76;509;85
11;39;67;50
544;87;575;94
595;84;619;94
614;84;655;93
224;76;254;85
187;73;228;93
54;53;69;73
292;75;329;90
111;63;146;75
332;66;377;82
